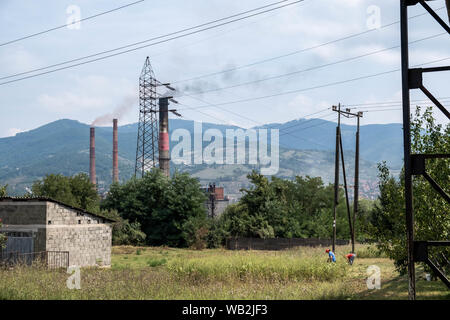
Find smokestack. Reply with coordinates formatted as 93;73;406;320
113;119;119;183
159;97;170;177
90;127;96;185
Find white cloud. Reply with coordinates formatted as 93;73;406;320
286;94;331;120
349;44;400;65
0;46;44;75
36;75;136;119
409;48;450;66
37;92;107;112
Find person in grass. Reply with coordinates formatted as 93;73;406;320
345;252;356;265
325;249;336;263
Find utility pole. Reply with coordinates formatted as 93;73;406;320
339;133;353;252
332;104;341;253
209;183;216;218
332;105;363;253
353;111;363;254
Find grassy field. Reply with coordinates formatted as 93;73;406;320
0;244;448;300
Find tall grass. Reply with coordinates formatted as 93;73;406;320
166;254;348;282
355;245;387;259
3;245;444;300
0;264;354;300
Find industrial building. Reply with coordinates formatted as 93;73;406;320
203;184;230;218
0;197;113;267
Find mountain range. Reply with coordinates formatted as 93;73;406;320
0;118;404;199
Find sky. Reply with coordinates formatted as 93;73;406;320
0;0;449;137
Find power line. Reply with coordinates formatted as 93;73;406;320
345;97;450;107
145;3;295;63
0;2;443;86
364;108;403;113
174;32;446;98
170;6;446;85
278;113;337;136
180;85;333;131
176;56;450;112
178;92;333;148
0;0;147;47
0;0;304;85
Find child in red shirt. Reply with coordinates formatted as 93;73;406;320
346;253;356;265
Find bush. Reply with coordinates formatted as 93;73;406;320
112;218;146;246
0;184;7;197
147;258;167;267
182;216;209;250
356;245;386;258
206;218;229;249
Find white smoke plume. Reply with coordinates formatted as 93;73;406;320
91;95;136;126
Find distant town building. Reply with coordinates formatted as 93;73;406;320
202;184;230;218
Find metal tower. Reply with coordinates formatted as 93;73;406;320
400;0;450;299
135;57;159;177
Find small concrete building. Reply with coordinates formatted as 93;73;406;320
0;197;113;267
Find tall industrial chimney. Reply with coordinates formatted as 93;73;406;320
90;127;96;185
112;119;119;183
158;97;170;177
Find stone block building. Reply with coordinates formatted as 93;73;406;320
0;197;113;267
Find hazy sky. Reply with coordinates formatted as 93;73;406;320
0;0;448;137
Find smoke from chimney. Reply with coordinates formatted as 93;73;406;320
113;119;119;183
90;127;96;186
91;95;135;127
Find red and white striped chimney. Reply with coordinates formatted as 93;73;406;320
112;119;119;183
89;127;96;185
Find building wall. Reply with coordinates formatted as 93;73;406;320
46;202;112;267
0;200;112;267
205;199;229;217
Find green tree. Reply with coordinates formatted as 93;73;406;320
0;184;7;197
32;173;100;212
370;107;450;274
112;218;146;246
102;169;207;247
182;214;210;250
217;171;353;241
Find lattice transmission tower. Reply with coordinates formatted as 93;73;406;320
135;57;159;177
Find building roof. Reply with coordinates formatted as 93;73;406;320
0;197;116;223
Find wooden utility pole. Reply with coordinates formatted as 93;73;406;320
353;112;363;253
332;105;363;253
339;134;353;252
332;104;341;253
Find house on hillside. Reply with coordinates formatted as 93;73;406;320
0;197;113;267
